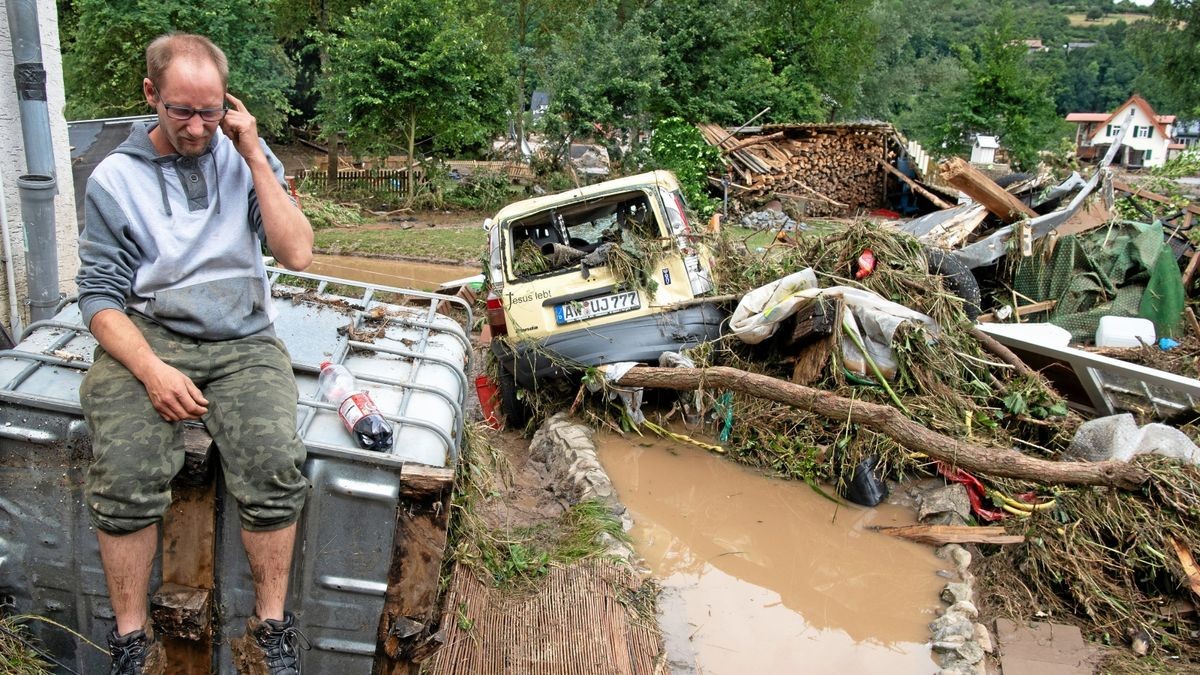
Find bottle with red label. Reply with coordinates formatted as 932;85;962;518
317;361;394;452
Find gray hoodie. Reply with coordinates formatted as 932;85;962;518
77;121;289;340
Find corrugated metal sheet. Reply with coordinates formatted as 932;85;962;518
0;268;470;673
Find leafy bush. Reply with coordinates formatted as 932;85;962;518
648;117;722;219
444;170;518;211
1152;149;1200;179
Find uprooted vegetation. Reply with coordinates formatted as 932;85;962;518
503;218;1200;667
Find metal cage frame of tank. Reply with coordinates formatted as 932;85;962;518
0;267;472;673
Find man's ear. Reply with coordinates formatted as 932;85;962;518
143;78;156;108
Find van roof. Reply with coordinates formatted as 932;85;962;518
491;170;681;224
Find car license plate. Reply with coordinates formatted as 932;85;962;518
555;291;640;325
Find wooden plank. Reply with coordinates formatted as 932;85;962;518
876;158;953;209
1168;536;1200;601
938;157;1037;223
373;466;455;674
1112;179;1200;216
873;524;1025;546
156;426;217;673
787;298;841;385
151;583;210;641
1183;250;1200;290
976;299;1057;323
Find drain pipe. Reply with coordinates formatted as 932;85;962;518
0;170;22;338
7;0;62;322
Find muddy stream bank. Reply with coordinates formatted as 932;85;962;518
596;432;944;673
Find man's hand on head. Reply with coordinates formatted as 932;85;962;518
220;93;266;165
140;361;209;422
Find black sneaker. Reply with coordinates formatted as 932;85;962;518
238;611;310;675
106;623;163;675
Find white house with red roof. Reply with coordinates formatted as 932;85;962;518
1065;94;1184;168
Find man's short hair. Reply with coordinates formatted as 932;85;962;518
146;33;228;89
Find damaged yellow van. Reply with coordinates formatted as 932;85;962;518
484;170;724;425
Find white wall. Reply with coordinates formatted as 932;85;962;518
1087;103;1171;167
0;0;78;338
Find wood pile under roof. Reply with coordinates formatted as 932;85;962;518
698;122;899;217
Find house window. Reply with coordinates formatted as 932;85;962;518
1107;124;1122;137
1133;126;1153;139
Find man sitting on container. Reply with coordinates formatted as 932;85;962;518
75;32;313;675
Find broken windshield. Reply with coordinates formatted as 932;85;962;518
507;191;664;279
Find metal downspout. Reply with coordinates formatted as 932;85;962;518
0;169;23;339
7;0;61;323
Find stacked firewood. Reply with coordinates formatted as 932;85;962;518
699;122;895;217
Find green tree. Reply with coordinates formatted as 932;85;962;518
63;0;294;132
1130;0;1200;116
753;0;878;121
270;0;366;182
319;0;510;202
1086;8;1104;21
640;0;795;125
537;0;661;158
937;20;1065;170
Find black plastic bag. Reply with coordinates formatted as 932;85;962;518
842;454;889;507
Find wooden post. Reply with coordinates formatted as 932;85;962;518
373;465;455;675
152;426;217;674
938;157;1037;223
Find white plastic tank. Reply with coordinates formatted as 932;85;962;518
1095;316;1156;348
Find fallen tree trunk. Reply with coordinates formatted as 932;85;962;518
612;366;1147;490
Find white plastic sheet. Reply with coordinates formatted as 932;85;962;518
729;268;940;379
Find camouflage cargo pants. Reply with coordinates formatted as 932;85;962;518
82;315;307;534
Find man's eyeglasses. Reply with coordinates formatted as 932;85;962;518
151;85;227;122
160;101;228;123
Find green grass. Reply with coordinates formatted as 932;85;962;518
314;225;488;263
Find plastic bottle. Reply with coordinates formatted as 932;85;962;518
317;361;393;452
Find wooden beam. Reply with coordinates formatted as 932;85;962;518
156;426;217;674
1183;251;1200;291
723;131;785;154
876;158;953;209
976;300;1057;323
1112;178;1200;216
938;157;1037;223
873;524;1025;546
374;466;455;674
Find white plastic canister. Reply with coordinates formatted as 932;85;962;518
1095;316;1156;348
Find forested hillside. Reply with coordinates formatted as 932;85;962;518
55;0;1199;169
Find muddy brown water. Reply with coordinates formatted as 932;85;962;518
596;432;944;674
307;254;477;292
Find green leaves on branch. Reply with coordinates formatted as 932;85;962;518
648;117;721;220
63;0;295;133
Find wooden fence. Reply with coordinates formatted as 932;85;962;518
295;168;423;194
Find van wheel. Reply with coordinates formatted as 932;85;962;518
498;365;529;429
925;247;982;320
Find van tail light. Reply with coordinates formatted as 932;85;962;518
486;293;508;336
671;192;693;235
